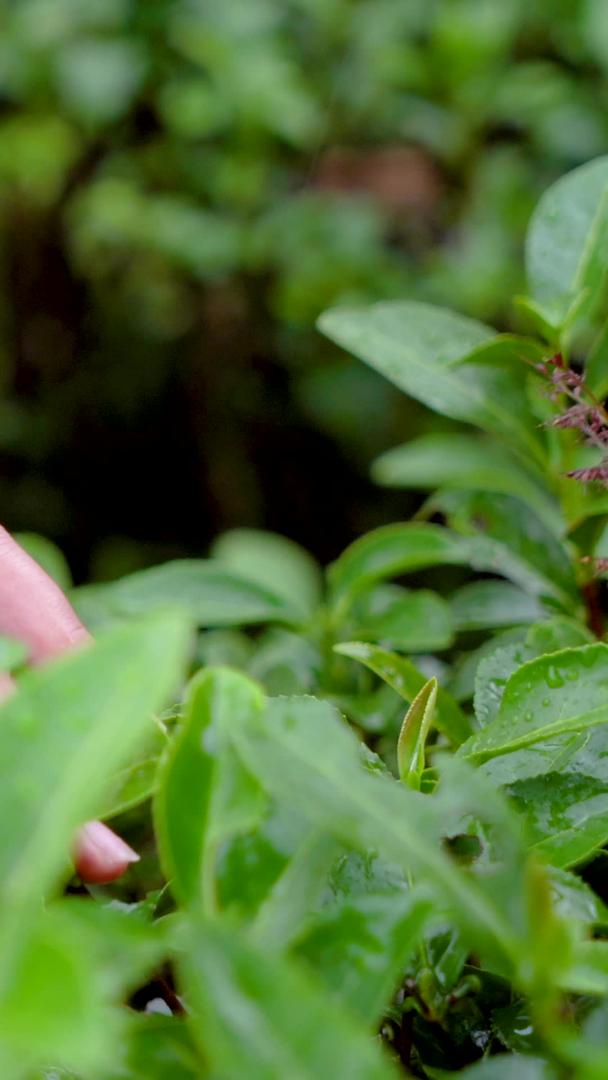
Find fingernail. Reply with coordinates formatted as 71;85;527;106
74;820;140;884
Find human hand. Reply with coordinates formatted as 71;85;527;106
0;526;140;883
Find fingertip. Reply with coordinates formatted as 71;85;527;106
73;820;140;884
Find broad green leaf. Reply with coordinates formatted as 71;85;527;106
526;155;608;325
211;528;323;618
451;581;547;632
372;434;560;533
248;629;322;694
509;770;608;868
461;643;608;765
474;641;537;729
549;866;608;927
295;889;433;1023
328;523;471;609
0;907;115;1077
98;719;169;819
0;899;165;1077
525;618;593;653
72;560;303;631
100;754;161;820
179;918;400;1079
329;684;405;736
397;677;438;790
154;668;266;909
560;940;608;996
449;627;530;703
108;1015;201;1080
252;831;342;951
434;491;579;609
318;303;544;461
216;802;311;921
349;584;454;652
230;696;529;971
469;619;592;732
0;612;188;911
504;727;608;867
335;641;472;746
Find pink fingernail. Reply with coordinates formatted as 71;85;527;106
74;820;140;884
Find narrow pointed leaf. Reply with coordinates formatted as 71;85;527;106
335;641;471;746
397;677;438;790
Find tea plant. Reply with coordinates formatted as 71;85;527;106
5;158;608;1077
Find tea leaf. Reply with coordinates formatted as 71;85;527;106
318;303;544;460
526;154;608;326
372;434;559;533
0;612;189;910
335;641;471;746
155;668;266;909
397;677;438;789
211;528;323;618
180;917;400;1079
72;560;303;631
462;644;608;764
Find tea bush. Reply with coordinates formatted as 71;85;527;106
5;156;608;1077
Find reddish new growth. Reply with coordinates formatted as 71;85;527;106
536;353;608;486
534;353;608;587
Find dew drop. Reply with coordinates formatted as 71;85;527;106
545;665;564;689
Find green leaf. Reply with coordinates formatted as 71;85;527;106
397;677;438;790
0;612;188;911
318;303;545;461
252;831;342;952
372;434;560;533
154;668;266;910
461;643;608;765
434;491;579;609
248;629;322;695
230;696;529;971
449;627;530;703
451;581;547;632
335;641;472;746
211;528;323;618
179;917;400;1079
110;1015;201;1080
349;584;454;652
0;899;166;1077
295;888;433;1023
526;154;608;326
509;769;608;869
503;726;608;867
474;641;537;729
560;940;608;996
549;866;608;927
100;753;162;820
72;560;303;631
327;523;471;609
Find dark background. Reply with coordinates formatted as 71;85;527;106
3;0;608;581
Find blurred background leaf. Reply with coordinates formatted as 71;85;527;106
3;0;608;574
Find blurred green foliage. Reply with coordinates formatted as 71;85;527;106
3;0;608;572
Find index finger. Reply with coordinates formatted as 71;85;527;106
0;526;90;664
